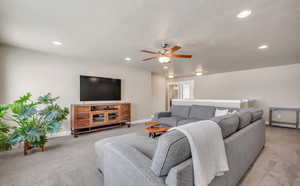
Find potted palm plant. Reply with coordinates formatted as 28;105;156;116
0;93;69;155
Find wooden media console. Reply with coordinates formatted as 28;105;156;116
71;103;131;137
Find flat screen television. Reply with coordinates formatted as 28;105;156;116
80;75;121;101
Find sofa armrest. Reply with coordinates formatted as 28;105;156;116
153;112;172;120
103;143;166;186
166;159;194;186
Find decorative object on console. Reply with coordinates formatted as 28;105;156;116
0;93;69;155
71;103;131;137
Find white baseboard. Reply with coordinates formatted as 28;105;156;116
47;131;71;138
47;119;151;138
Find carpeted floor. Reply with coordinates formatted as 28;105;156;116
0;124;299;186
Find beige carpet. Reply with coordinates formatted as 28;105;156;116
241;126;300;186
0;124;299;186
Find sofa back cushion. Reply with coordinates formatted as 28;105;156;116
211;113;240;138
151;130;191;176
170;105;190;119
243;108;264;122
251;109;263;122
189;105;216;120
238;111;252;129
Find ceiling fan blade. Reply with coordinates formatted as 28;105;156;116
141;50;158;54
166;45;182;54
171;54;192;58
142;56;158;61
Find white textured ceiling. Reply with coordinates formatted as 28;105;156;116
0;0;300;77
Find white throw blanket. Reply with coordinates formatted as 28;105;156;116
170;120;229;186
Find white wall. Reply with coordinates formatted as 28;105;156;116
151;73;167;114
0;45;153;131
171;64;300;122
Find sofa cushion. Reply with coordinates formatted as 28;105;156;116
151;130;191;176
177;119;198;126
154;111;171;120
250;109;263;122
189;105;216;120
242;108;264;122
170;105;191;119
95;133;158;171
238;111;252;129
211;113;240;138
159;116;183;127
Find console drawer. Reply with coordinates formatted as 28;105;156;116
76;106;90;112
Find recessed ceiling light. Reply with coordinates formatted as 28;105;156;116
168;74;174;79
237;10;252;19
258;45;269;50
195;72;203;76
125;57;131;61
52;41;62;46
163;66;168;69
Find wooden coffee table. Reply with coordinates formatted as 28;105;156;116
145;126;169;138
145;121;160;127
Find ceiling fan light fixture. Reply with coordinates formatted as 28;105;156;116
159;56;171;63
168;74;174;79
196;72;203;76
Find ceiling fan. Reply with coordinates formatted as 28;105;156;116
141;43;192;63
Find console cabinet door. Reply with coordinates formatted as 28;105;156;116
120;104;131;121
74;106;91;129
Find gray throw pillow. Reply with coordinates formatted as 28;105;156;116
170;105;191;119
238;111;252;129
151;130;191;176
211;113;240;138
250;109;263;122
246;108;264;122
189;105;216;120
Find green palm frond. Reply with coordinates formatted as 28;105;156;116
0;121;10;133
0;132;12;151
0;105;9;118
38;93;59;104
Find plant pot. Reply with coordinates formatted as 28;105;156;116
24;140;46;155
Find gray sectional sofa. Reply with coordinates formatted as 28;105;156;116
95;105;265;186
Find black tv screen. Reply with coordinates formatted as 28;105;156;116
80;75;121;101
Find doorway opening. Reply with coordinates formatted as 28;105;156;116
167;80;194;109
